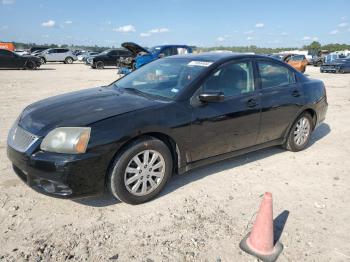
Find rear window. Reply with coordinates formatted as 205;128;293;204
258;61;296;89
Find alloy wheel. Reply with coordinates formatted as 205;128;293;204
124;150;165;196
293;117;311;146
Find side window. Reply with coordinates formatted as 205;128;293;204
202;61;255;97
162;47;176;57
258;61;295;89
177;47;189;54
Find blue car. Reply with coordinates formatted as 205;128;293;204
121;42;192;69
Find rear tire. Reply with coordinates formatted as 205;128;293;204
39;57;46;64
107;137;173;205
284;113;313;152
25;60;36;70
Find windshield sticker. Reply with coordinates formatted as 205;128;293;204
171;88;179;93
188;61;213;67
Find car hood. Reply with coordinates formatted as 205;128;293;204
18;86;160;136
121;42;149;55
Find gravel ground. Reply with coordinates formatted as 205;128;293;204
0;63;349;262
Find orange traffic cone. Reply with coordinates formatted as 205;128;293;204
239;192;283;262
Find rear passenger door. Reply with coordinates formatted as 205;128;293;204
255;59;304;144
45;49;58;61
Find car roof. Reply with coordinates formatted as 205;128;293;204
168;52;266;62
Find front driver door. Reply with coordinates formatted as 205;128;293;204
190;60;261;162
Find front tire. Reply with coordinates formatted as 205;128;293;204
284;113;313;152
65;57;73;64
107;137;173;204
25;60;36;70
39;57;46;64
95;61;104;69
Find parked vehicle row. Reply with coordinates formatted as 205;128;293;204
85;49;132;69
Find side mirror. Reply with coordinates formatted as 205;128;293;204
198;92;225;103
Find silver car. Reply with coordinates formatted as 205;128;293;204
39;48;77;64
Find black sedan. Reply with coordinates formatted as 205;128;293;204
86;48;132;69
320;58;350;73
7;53;328;204
0;49;41;69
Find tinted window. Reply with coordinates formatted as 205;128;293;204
109;50;119;56
202;61;255;97
0;49;14;57
58;49;69;53
258;61;295;89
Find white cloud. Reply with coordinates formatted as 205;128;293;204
338;22;348;27
140;32;151;37
149;28;169;33
255;23;264;28
247;36;253;40
41;20;56;27
312;37;319;41
65;20;73;24
303;36;311;40
1;0;15;4
244;30;254;35
281;32;288;36
140;27;169;37
330;29;339;35
217;36;225;42
114;24;136;33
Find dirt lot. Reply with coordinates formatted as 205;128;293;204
0;63;349;262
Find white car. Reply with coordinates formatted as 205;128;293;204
39;48;78;64
14;50;29;56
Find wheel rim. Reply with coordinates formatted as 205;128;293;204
293;117;311;146
124;150;165;196
97;62;103;69
67;58;72;64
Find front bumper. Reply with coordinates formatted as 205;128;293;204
7;145;111;198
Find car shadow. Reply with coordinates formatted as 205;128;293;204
73;123;330;207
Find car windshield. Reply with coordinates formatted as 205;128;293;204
114;58;211;99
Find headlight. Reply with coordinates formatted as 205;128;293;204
40;127;91;154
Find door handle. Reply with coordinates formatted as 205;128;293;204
247;99;257;108
292;90;300;97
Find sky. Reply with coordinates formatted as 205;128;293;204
0;0;350;48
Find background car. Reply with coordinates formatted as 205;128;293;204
7;53;327;204
29;46;50;54
86;48;132;69
14;49;29;56
0;49;41;69
78;51;100;62
320;58;350;73
38;48;78;64
121;42;192;69
284;54;308;73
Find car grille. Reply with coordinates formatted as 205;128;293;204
7;124;39;152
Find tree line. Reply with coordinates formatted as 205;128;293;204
11;41;350;55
